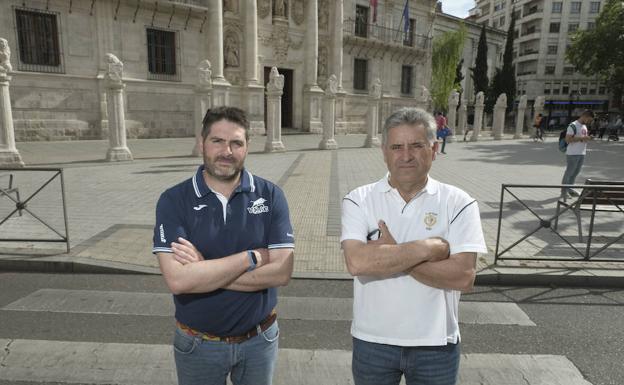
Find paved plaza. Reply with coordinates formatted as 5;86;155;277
1;132;623;284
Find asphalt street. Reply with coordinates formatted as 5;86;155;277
1;272;623;385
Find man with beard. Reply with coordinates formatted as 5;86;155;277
153;106;294;385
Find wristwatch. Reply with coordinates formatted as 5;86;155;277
247;250;258;272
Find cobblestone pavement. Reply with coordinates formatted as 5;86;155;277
1;133;623;283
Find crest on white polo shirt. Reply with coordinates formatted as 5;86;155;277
424;212;437;229
247;197;270;214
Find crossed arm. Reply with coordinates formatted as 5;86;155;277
342;220;477;292
157;237;294;295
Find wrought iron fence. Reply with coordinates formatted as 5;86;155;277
0;168;70;253
494;183;624;263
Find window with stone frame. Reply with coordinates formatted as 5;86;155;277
552;2;562;13
353;58;368;91
590;2;601;13
146;28;179;81
568;23;579;32
570;2;582;14
549;22;560;33
545;65;556;75
547;45;558;55
400;65;413;95
355;5;369;38
15;8;63;73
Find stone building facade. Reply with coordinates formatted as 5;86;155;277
1;0;439;141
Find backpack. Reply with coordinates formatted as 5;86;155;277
558;123;577;153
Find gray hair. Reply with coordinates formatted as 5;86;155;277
382;107;437;145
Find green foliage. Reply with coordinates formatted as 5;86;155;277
471;24;489;97
431;24;467;112
499;11;516;111
567;0;624;107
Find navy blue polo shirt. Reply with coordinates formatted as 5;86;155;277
153;166;294;336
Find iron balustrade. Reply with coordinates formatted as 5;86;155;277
343;18;431;50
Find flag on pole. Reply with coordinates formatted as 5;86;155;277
370;0;378;23
403;0;410;34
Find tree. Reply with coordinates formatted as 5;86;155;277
471;23;489;97
431;24;467;112
499;10;516;111
567;0;624;109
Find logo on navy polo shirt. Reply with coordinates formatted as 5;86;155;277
247;198;269;214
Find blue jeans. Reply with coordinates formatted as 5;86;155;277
561;155;585;194
173;321;279;385
352;338;460;385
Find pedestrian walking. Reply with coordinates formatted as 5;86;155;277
153;106;295;385
561;109;594;200
435;111;449;154
533;113;544;142
341;107;487;385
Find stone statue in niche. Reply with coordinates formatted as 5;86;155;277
326;74;337;96
224;35;240;67
0;38;13;73
223;0;238;13
273;0;287;17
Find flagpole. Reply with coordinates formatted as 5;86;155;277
395;0;409;42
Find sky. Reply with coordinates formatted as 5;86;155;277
439;0;474;18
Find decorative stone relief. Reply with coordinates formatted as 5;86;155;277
272;22;290;63
318;45;328;77
0;38;12;73
224;33;240;67
223;0;238;13
258;0;271;19
292;0;304;25
273;0;287;18
318;0;329;31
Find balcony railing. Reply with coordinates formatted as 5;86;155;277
343;18;431;50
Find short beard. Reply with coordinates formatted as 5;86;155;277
203;158;243;182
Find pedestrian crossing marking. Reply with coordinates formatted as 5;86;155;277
3;289;534;325
0;339;592;385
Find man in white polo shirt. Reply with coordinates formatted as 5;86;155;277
341;107;487;385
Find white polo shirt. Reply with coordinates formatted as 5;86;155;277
341;175;487;346
566;120;589;156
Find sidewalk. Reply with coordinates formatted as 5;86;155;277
1;132;623;286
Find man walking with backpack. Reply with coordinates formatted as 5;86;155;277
560;110;594;200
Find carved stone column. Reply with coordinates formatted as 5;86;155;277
471;91;485;142
303;0;323;133
493;93;507;140
0;38;24;167
244;0;259;86
319;74;338;150
265;67;286;152
514;95;528;139
104;54;132;162
446;90;459;143
192;60;213;156
331;0;343;91
365;78;382;148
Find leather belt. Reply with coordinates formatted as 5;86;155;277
176;309;277;344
